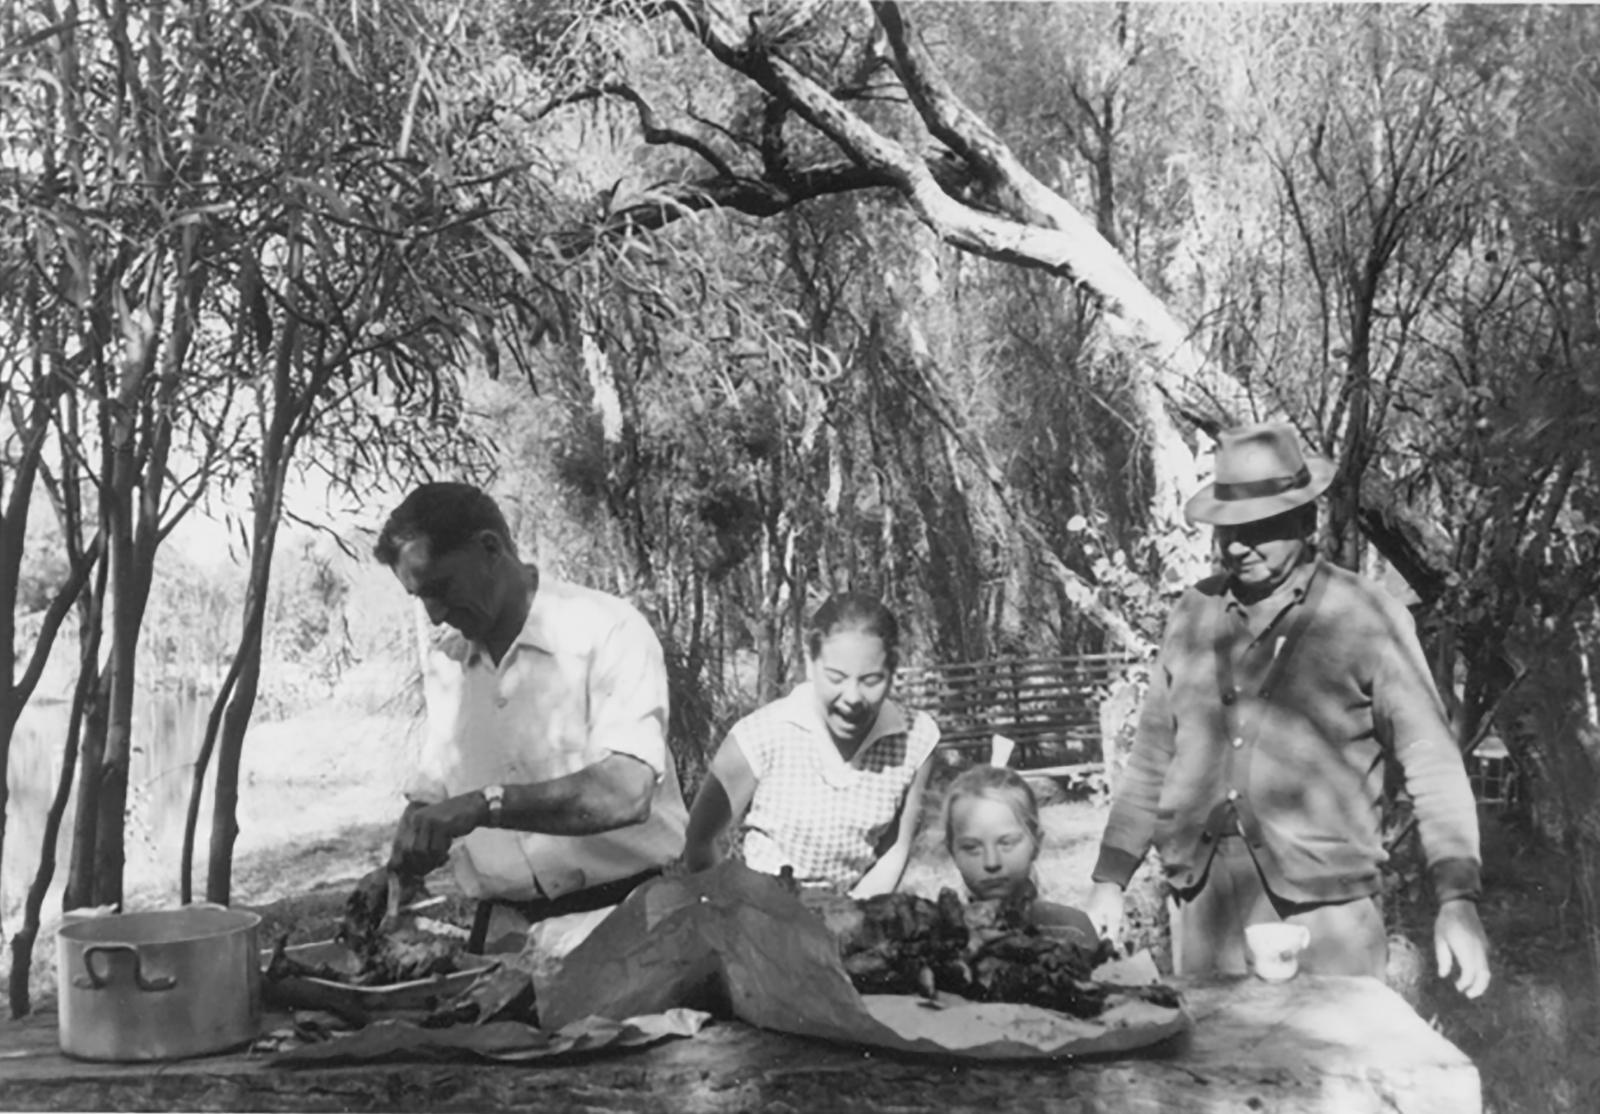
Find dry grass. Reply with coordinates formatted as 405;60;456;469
1394;810;1600;1114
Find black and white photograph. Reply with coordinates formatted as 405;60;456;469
1;2;1594;1110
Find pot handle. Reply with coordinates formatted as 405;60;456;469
74;944;178;992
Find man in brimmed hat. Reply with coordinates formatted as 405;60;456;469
1085;421;1490;997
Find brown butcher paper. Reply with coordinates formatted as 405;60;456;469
540;861;1188;1061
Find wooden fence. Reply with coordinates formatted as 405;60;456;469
896;652;1146;771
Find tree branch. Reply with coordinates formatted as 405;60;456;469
13;532;104;703
538;82;739;180
878;323;1150;652
546;162;890;257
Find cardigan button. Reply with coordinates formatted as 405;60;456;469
1227;788;1240;802
1222;689;1237;706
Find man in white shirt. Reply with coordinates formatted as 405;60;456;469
365;481;687;951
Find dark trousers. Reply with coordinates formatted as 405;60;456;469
466;867;662;954
1171;836;1387;978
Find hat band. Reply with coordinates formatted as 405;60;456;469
1212;465;1311;502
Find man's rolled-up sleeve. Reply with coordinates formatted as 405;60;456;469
587;610;672;777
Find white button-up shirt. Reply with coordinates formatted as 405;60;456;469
404;576;687;901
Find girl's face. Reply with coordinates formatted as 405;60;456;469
948;794;1039;901
808;628;892;750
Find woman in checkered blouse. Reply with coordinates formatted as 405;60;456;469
684;593;942;897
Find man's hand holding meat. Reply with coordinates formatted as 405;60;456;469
392;797;483;876
362;482;687;958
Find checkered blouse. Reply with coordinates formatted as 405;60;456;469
729;683;941;889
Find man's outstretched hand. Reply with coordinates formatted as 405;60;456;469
1085;881;1127;950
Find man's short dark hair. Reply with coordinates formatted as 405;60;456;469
373;482;516;567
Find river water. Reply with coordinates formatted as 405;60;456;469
3;688;213;928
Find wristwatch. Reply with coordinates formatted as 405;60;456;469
480;784;506;828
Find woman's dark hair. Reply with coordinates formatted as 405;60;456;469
373;482;515;567
804;592;901;672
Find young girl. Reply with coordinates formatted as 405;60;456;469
684;593;940;898
943;764;1097;947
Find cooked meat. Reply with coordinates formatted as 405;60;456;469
360;928;460;985
262;871;465;992
335;869;429;959
803;886;1178;1019
336;877;385;958
265;934;348;983
266;925;461;988
833;890;970;995
350;927;460;985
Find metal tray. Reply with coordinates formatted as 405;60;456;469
261;939;500;1013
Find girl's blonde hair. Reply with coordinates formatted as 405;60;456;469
942;764;1043;853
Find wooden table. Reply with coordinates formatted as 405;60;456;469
0;976;1479;1113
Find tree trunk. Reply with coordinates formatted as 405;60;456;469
204;480;286;904
687;1;1216;600
195;222;303;905
204;651;261;905
0;349;75;895
1329;298;1375;571
756;605;785;703
8;556;105;1017
875;319;1151;653
63;669;109;911
590;3;1470;615
92;523;142;909
89;267;188;908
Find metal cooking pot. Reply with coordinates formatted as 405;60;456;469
56;905;262;1061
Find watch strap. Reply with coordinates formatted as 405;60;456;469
481;784;506;827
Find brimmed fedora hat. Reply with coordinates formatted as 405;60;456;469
1184;421;1336;526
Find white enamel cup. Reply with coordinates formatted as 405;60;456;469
1244;922;1311;982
